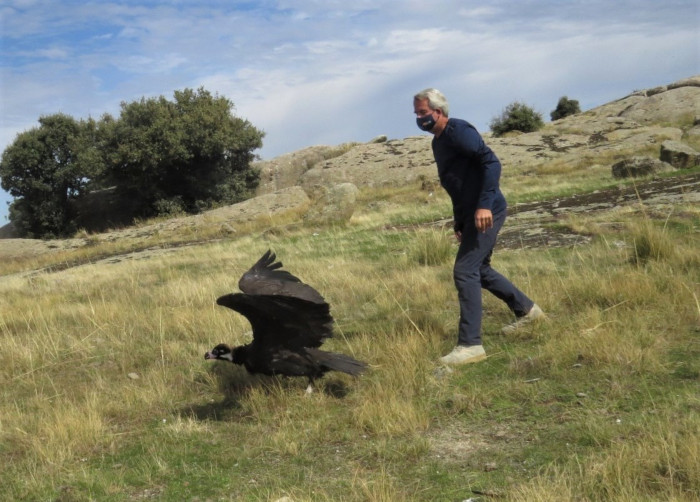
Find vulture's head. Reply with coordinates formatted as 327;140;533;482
204;343;233;362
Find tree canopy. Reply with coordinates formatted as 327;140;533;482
0;88;264;238
0;114;103;238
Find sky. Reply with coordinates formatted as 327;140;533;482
1;0;698;226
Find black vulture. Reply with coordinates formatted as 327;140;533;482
205;250;366;392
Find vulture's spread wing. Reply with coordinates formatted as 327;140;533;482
216;292;333;350
237;250;326;304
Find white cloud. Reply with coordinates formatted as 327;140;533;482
36;47;69;59
457;6;501;19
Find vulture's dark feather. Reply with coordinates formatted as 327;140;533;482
237;249;326;304
205;250;366;388
215;293;333;350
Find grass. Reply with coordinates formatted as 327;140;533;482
1;172;699;500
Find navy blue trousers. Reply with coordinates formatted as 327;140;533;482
453;208;534;346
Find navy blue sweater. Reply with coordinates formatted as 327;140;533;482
431;118;506;232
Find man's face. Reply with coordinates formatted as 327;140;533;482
414;97;442;133
413;98;434;118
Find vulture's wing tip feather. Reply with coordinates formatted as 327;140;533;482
237;249;326;304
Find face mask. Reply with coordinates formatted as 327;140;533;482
416;113;437;132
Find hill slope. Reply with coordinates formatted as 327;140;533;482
1;75;698;266
254;75;699;192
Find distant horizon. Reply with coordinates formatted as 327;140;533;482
2;0;698;225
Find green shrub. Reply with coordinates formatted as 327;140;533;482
550;96;581;120
490;101;544;137
153;197;186;217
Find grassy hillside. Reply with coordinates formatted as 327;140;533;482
1;86;699;499
1;173;698;501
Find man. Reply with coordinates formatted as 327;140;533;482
413;88;543;365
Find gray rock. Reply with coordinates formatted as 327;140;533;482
304;183;359;225
685;124;700;140
611;156;675;178
660;140;700;169
667;75;700;89
645;86;667;97
253;144;358;195
369;135;388;143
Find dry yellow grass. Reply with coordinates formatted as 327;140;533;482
1;176;698;500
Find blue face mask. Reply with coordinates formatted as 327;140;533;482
416;113;437;132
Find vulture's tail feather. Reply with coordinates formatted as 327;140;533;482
308;349;367;376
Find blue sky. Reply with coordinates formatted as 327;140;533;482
1;0;698;226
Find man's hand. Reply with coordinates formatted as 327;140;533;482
475;208;493;233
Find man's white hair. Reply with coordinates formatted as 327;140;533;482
414;88;450;117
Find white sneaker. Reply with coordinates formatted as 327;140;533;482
501;304;545;335
439;345;487;365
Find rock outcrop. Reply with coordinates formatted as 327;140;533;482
254;75;699;192
253;144;358;195
611;156;675;179
304;183;359;225
660;140;700;168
